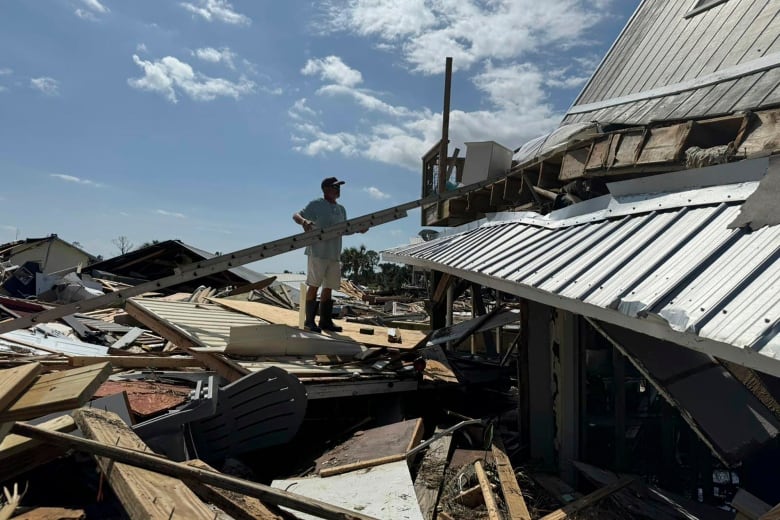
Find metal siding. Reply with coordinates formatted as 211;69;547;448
699;0;771;74
681;0;756;79
732;68;780;110
629;3;706;94
707;74;765;114
384;192;780;357
579;1;665;104
570;0;780;123
684;78;740;118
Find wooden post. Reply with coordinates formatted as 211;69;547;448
438;57;453;193
474;460;501;520
11;419;380;520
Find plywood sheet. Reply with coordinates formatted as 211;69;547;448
210;298;426;349
272;461;423;520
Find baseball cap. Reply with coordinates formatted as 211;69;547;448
321;177;346;189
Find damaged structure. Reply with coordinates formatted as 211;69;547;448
0;0;779;518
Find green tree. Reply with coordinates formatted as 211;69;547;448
341;245;379;285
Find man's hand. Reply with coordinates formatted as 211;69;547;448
302;220;315;232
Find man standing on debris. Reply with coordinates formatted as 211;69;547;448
293;176;354;333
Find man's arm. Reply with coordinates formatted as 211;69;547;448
293;212;315;232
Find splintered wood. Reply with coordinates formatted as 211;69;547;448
73;408;215;520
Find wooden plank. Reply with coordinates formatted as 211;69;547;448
0;363;112;422
13;418;381;520
184;459;284;520
539;476;636;520
732;488;772;519
209;298;426;349
414;431;452;520
226;276;276;297
491;435;531;520
9;507;85;519
73;408;221;520
110;327;144;350
315;418;422;474
474;460;501;520
0;414;76;482
320;453;407;477
69;355;204;369
0;362;43;411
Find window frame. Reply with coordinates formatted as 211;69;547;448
684;0;731;18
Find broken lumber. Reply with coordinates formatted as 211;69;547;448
491;435;531;520
0;414;77;482
474;460;501;520
538;476;635;520
74;408;215;519
11;417;381;520
414;430;453;520
184;459;284;520
68;355;203;369
0;363;111;422
319;453;406;477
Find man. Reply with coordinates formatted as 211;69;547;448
292;176;348;333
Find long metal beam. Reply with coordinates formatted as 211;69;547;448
0;180;495;334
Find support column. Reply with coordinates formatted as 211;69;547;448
528;301;554;468
551;309;582;483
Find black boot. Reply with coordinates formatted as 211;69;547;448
319;299;343;332
303;300;321;332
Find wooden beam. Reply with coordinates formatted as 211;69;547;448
474;460;501;520
225;276;276;297
538;476;635;520
68;355;204;370
73;408;215;520
12;418;381;520
0;414;76;482
184;459;284;520
414;431;453;520
438;57;453;194
0;362;42;411
491;435;531;520
0;363;111;422
320;453;407;477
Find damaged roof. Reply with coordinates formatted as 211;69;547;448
564;0;780;126
384;156;780;376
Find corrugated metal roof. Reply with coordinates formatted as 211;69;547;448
564;0;780;125
383;159;780;375
128;298;268;350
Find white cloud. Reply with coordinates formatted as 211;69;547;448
0;68;13;76
180;0;251;26
292;60;560;170
302;56;362;87
363;187;391;200
136;43;148;53
320;0;609;74
194;47;236;69
156;209;186;218
128;54;255;103
289;98;318;120
30;77;60;96
75;0;109;20
50;173;103;187
291;1;615;171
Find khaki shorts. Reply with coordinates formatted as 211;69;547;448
306;256;342;290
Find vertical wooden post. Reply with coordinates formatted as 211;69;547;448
438;57;453;193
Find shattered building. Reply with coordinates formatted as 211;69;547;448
0;0;779;518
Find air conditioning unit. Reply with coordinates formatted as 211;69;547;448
461;141;513;186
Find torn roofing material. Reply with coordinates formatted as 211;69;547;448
383;158;780;376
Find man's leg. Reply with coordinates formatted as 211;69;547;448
304;285;321;332
318;265;342;332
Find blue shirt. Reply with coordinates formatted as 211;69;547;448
299;198;347;260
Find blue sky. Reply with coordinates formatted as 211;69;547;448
0;0;638;274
